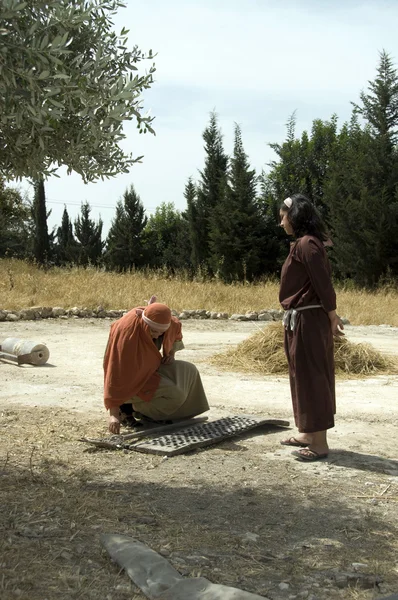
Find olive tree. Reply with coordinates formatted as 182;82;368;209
0;0;156;182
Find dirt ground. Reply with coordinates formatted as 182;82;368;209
1;318;398;600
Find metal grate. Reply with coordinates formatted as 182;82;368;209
131;415;289;456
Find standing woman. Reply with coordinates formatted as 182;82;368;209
279;194;344;461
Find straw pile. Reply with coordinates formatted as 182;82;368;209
210;321;397;376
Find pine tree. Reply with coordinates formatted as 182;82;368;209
31;179;51;264
209;124;262;281
188;113;228;272
74;202;104;266
327;115;397;285
328;51;398;284
55;207;77;265
105;185;147;270
353;50;398;148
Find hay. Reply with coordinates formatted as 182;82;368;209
210;322;397;377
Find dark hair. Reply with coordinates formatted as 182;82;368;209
279;194;328;241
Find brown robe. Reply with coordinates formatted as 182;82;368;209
279;235;337;433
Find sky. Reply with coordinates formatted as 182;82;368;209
16;0;398;235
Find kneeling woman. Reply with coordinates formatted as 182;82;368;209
104;298;209;434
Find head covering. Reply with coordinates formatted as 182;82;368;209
284;197;293;208
142;303;171;333
103;304;182;410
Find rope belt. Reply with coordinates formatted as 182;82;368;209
283;304;322;332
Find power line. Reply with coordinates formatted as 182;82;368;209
45;199;159;210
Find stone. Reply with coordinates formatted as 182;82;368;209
193;309;208;319
278;582;290;590
0;310;7;321
229;314;249;321
52;307;66;317
6;311;20;321
245;312;258;320
32;306;53;318
333;571;382;589
178;312;188;320
79;309;94;318
19;308;36;320
258;312;273;321
105;310;121;318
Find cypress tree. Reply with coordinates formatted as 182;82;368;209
188;112;228;272
74;202;104;266
105;184;147;271
184;177;200;268
56;207;76;265
31;179;51;264
209;124;262;281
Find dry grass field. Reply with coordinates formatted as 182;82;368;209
1;259;398;326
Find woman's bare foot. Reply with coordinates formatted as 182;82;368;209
307;430;329;456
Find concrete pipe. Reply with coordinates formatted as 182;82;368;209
0;337;50;365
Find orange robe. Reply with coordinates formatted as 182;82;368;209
103;308;182;410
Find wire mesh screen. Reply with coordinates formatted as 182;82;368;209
131;415;288;456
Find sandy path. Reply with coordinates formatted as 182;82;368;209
1;320;397;428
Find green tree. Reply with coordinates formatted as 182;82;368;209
184;177;199;268
327;117;398;285
105;185;147;270
55;206;77;265
31;179;51;264
144;202;192;271
266;113;308;201
188;112;228;271
353;50;398;149
0;179;31;258
0;0;155;182
257;170;290;275
74;202;104;266
327;51;398;284
266;113;338;224
209;124;262;281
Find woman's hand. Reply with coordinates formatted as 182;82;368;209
108;407;121;434
161;352;175;365
328;310;345;337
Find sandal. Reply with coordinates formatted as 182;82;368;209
280;437;309;448
292;449;329;462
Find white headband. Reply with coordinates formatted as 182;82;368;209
142;312;171;333
284;197;292;208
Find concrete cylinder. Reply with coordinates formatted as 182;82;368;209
1;337;50;365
